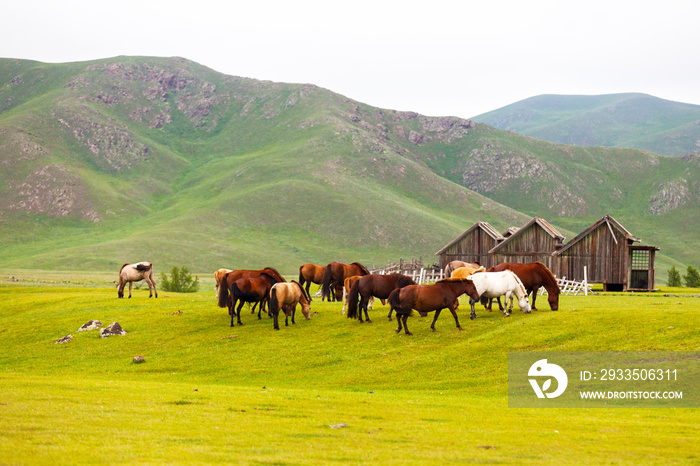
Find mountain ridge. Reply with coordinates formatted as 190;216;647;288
1;57;698;280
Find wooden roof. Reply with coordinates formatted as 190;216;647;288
435;221;504;255
489;217;566;254
553;215;641;256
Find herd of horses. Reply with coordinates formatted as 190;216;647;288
118;259;561;334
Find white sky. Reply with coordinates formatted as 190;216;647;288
3;0;699;118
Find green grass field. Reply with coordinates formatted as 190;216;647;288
0;272;698;464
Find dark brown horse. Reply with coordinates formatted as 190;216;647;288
298;263;327;297
387;278;478;335
321;262;369;302
229;273;281;326
218;267;286;316
346;273;416;323
484;262;560;311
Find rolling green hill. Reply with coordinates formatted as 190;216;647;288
1;57;699;280
473;93;700;157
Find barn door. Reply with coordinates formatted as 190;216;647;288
629;249;650;290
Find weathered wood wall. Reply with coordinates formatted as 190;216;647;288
554;222;629;286
438;228;499;269
492;223;559;270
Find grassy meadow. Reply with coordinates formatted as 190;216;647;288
0;271;698;464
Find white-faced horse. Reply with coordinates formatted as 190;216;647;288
465;270;530;319
118;262;158;298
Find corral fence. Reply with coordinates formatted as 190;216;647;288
370;257;443;285
539;266;592;296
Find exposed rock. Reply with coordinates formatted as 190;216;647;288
78;320;102;332
649;178;689;214
100;322;127;338
330;423;348;429
55;335;73;344
133;356;145;364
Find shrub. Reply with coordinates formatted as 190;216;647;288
682;266;700;288
667;265;682;287
160;266;200;292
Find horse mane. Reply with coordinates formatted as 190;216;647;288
291;280;311;302
506;270;528;296
351;262;370;275
262;267;285;282
436;277;471;284
534;261;560;293
392;273;416;287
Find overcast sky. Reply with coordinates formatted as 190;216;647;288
3;0;699;119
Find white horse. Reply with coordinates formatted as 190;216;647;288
117;262;158;298
466;270;530;318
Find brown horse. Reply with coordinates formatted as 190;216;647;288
387;278;478;335
342;275;369;314
321;262;370;302
298;263;327;297
485;262;560;311
218;267;286;315
118;262;158;298
347;273;416;323
229;273;281;326
214;268;233;298
269;281;312;330
444;260;481;278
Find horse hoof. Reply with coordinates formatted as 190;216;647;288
366;319;372;323
406;332;413;336
470;315;476;320
431;328;436;332
458;326;463;331
395;329;400;334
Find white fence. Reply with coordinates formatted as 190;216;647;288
539;267;592;296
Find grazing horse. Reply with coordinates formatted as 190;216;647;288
347;273;416;323
466;270;531;319
321;261;370;302
269;281;312;330
214;268;233;298
298;263;327;297
229;273;281;326
387;278;478;335
485;262;561;312
444;260;481;278
218;267;286;316
118;262;158;298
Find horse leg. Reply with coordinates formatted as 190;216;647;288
368;296;374;310
387;307;393;321
291;304;297;324
237;300;245;325
469;298;478;320
530;290;538;311
273;309;280;330
487;298;493;311
128;281;133;299
402;314;412;335
448;303;463;330
504;292;512;316
430;309;443;332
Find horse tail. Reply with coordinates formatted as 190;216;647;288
346;280;361;319
217;272;230;308
269;285;280;316
321;264;332;301
388;288;403;313
298;266;305;286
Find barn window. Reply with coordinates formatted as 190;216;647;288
631;249;650;270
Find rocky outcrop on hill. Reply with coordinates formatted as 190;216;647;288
648;178;691;214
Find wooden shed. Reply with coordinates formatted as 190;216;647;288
435;221;503;269
488;217;566;270
553;215;659;291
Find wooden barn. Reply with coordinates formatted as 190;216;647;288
553;215;659;291
435;221;503;269
488;217;566;270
